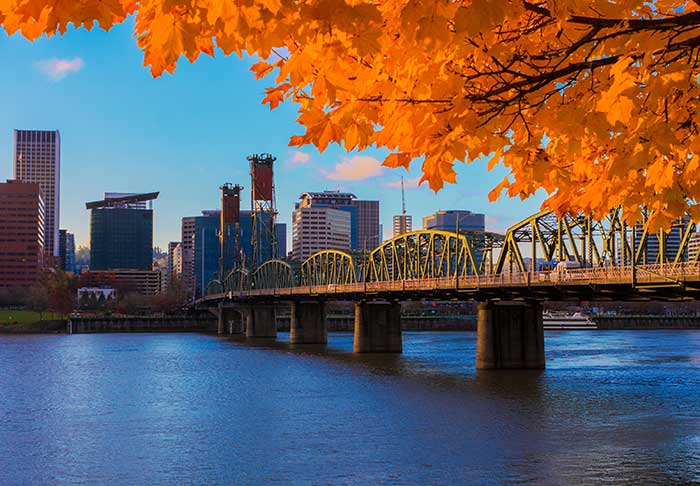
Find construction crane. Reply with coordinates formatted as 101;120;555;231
401;176;406;217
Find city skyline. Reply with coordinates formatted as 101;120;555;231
0;22;545;251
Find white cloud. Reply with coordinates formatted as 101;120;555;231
289;151;311;165
324;155;384;181
35;57;85;81
381;176;424;189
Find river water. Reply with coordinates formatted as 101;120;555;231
2;330;700;485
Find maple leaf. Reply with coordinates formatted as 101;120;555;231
5;0;700;230
383;152;412;169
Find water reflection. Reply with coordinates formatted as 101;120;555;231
1;331;700;485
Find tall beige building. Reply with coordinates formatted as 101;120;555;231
13;129;60;265
292;206;352;261
181;217;196;298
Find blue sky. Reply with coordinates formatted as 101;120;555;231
0;21;545;250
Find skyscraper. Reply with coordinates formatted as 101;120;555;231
293;191;358;247
423;210;486;267
87;192;157;271
393;215;412;238
0;180;45;287
166;241;182;288
633;219;691;264
353;199;380;250
292;206;352;261
290;191;378;256
13;129;60;265
58;229;76;273
181;216;197;297
422;210;486;232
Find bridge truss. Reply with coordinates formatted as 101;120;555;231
301;250;357;286
252;259;294;289
494;210;699;274
223;267;249;292
209;209;700;298
366;230;480;282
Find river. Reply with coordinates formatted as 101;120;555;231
2;330;700;485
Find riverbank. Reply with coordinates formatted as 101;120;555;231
0;319;67;334
7;312;700;334
0;310;67;334
69;316;217;333
595;315;700;329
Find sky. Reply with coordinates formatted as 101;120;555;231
0;20;546;250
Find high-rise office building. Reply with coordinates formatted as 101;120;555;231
291;191;378;257
294;191;358;247
58;229;76;273
181;216;197;297
193;212;221;297
423;210;486;232
292;206;352;261
166;241;182;288
633;219;691;264
182;209;285;297
13;129;60;266
0;180;45;287
423;210;486;269
393;215;413;238
87;192;157;271
275;223;287;259
353;199;380;250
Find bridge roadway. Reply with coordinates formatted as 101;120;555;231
200;262;700;370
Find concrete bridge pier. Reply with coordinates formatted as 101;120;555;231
353;301;402;353
476;301;545;370
290;301;327;344
244;304;277;339
217;306;244;335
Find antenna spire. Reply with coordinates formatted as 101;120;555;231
401;176;406;216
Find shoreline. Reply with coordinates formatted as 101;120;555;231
5;314;700;334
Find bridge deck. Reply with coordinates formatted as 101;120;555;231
201;263;700;304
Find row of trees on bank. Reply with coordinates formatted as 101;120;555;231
0;272;190;319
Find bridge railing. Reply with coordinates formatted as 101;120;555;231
201;261;700;303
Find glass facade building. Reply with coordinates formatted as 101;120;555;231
58;229;76;273
90;208;153;270
188;210;286;297
422;210;486;233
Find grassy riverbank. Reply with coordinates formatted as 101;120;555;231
0;310;66;333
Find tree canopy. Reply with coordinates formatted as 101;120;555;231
3;0;700;228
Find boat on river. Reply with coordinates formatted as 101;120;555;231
543;311;597;330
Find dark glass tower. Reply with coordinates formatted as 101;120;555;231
90;207;153;270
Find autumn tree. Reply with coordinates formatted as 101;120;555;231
3;0;700;228
26;284;49;320
44;270;78;317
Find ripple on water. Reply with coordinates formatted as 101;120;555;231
1;331;700;485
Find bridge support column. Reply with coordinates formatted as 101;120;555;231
245;304;277;339
217;305;244;335
353;301;402;353
476;301;545;370
217;303;225;335
290;301;327;344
